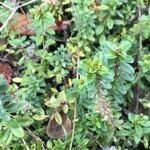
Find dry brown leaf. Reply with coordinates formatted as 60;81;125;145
9;13;71;35
10;13;35;35
46;111;72;139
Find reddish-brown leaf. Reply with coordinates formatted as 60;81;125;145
10;14;35;35
9;13;71;35
0;63;12;84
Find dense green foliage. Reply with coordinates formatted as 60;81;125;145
0;0;150;149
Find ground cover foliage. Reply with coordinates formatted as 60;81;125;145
0;0;150;149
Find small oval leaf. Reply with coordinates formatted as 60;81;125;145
12;77;23;83
62;104;68;114
54;112;62;125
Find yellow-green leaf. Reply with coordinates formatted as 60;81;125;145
32;114;48;121
56;74;62;84
62;104;68;114
144;136;149;149
5;49;15;54
59;91;66;101
12;77;23;83
0;44;7;51
79;51;85;57
54;112;62;125
100;5;109;10
62;0;71;5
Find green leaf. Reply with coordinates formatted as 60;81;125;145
84;46;91;52
114;20;124;25
99;34;106;45
6;101;26;113
8;119;25;138
59;91;66;101
101;42;117;59
47;140;53;149
125;55;134;63
87;73;96;83
119;63;134;81
143;128;150;134
5;132;13;146
82;59;92;70
98;66;108;75
100;5;109;10
83;138;89;145
0;74;8;94
143;121;150;127
119;41;132;52
134;133;141;144
117;130;131;137
88;35;95;41
122;122;132;129
8;119;19;128
16;116;34;127
0;129;11;145
78;40;84;47
107;18;113;29
18;56;25;65
96;25;104;35
135;125;142;137
0;100;11;121
128;113;135;122
35;35;43;46
11;127;25;138
118;83;127;94
45;39;55;48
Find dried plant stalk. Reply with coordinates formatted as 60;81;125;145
95;92;113;123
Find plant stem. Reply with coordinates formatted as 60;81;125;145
0;2;13;10
69;48;80;150
69;101;77;150
25;127;46;150
22;139;30;150
135;5;142;114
